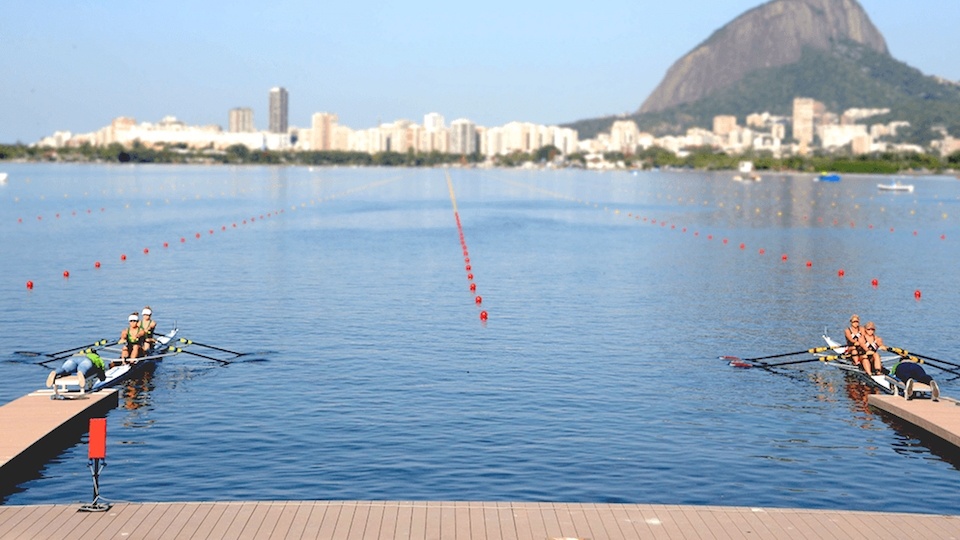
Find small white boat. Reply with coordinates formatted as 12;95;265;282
0;172;8;185
878;181;914;192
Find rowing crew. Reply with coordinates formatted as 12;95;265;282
843;314;939;398
46;306;158;389
844;314;886;376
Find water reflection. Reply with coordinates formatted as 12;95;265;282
120;366;156;411
843;376;877;415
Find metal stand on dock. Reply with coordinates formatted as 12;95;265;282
78;418;111;512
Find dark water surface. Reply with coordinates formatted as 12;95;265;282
1;164;959;512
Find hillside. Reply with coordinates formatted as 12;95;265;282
567;41;960;145
566;0;960;147
639;0;888;114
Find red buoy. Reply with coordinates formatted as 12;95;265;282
465;265;471;271
838;269;845;277
806;261;812;268
180;237;186;243
475;295;482;305
26;280;34;290
914;290;922;299
143;248;149;254
120;254;127;261
95;261;101;269
470;283;477;292
781;254;788;261
63;270;70;278
479;310;488;321
739;243;745;250
467;273;473;280
759;249;765;255
163;242;169;248
871;278;879;287
195;233;201;239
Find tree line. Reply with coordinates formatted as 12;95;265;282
2;141;959;173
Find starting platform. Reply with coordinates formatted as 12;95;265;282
868;393;960;449
0;389;118;490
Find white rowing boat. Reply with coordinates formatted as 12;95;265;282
50;327;179;398
821;335;937;400
877;181;914;193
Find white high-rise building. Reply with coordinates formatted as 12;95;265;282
311;112;338;150
423;112;445;132
449;119;477;155
229;108;254;133
269;87;289;134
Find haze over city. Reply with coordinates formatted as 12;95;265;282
3;0;958;144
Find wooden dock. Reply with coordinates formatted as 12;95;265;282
868;394;960;448
0;388;118;491
1;501;958;540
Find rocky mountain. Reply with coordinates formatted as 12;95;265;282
565;0;960;146
640;0;888;114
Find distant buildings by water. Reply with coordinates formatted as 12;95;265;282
31;87;960;162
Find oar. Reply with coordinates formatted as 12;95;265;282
721;345;835;363
177;338;244;356
170;347;231;365
732;353;851;369
16;339;110;359
887;347;960;369
37;343;111;366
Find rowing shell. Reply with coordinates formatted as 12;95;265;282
51;327;179;397
821;335;896;393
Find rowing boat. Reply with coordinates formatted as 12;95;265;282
877;181;914;193
821;335;937;399
822;335;895;393
50;327;179;398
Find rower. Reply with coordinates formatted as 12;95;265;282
844;314;865;370
120;312;145;365
139;306;157;355
859;321;888;376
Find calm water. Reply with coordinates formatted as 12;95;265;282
1;163;959;512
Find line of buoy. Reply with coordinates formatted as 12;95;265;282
490;173;939;302
20;174;410;291
446;172;487;322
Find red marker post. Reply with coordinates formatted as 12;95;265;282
79;418;111;512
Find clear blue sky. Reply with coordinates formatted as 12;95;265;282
2;0;957;144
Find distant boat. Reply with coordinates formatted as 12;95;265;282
878;180;914;193
0;172;8;185
817;173;841;182
732;173;761;182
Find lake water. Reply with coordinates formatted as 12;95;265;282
1;163;959;512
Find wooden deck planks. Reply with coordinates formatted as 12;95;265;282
1;502;959;540
869;394;960;448
0;389;118;474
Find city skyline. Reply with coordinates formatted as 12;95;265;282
2;0;959;144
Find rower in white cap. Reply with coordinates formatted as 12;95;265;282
140;306;157;354
120;312;145;364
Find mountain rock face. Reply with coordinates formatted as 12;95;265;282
639;0;889;114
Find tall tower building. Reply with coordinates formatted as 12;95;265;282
311;112;338;151
793;98;826;147
269;87;289;133
229;107;254;133
449;119;477;155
